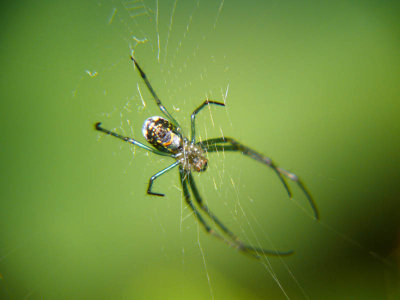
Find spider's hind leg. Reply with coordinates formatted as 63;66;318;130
130;57;181;130
95;122;173;157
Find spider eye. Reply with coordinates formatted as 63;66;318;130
195;159;208;172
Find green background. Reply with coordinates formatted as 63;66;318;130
1;0;399;299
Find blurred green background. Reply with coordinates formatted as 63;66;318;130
1;0;399;299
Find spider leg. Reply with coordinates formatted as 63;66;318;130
190;100;225;143
187;172;293;258
179;169;225;240
276;166;319;220
131;57;181;131
200;137;292;200
188;172;236;240
95;123;173;157
147;161;180;196
179;169;260;259
200;137;319;220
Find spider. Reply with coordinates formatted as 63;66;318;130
95;57;319;259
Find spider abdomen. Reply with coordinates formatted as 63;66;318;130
142;116;183;153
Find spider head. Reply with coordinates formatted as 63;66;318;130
178;142;208;172
193;156;208;172
187;143;208;172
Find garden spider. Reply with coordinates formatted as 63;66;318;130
95;57;319;259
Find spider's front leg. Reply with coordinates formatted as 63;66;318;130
178;168;266;259
187;172;294;258
200;137;319;220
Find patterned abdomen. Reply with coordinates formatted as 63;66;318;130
142;116;183;153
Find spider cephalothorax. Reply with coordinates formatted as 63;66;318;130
176;140;208;172
95;56;319;259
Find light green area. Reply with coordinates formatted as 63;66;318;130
0;0;399;299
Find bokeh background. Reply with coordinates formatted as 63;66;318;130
1;0;399;299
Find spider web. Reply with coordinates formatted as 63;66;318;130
0;0;399;299
81;1;399;299
73;1;311;298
